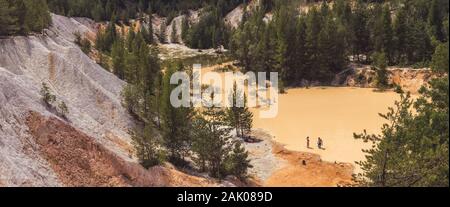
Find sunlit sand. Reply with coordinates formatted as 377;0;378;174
252;87;400;173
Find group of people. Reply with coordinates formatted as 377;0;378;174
306;136;324;150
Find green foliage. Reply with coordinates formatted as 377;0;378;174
192;102;233;178
116;28;164;169
231;0;348;85
372;52;389;89
191;114;212;172
170;22;178;43
190;88;252;179
161;62;195;164
226;82;254;138
130;125;165;168
111;38;126;79
97;53;111;72
351;0;371;63
141;19;154;45
230;0;448;86
40;82;56;107
431;42;449;73
181;16;189;42
159;21;167;43
23;0;52;33
354;76;449;186
40;82;70;119
47;0;244;22
427;0;448;42
57;101;69;118
185;7;231;49
95;15;118;53
0;0;51;36
223;141;253;180
370;4;394;63
0;0;19;35
74;32;92;54
120;33;160;120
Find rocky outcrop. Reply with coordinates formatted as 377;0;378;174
224;0;269;29
337;64;439;94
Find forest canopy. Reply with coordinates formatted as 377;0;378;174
0;0;51;36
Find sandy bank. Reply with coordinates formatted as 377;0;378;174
247;129;354;187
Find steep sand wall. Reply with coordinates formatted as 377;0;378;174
338;64;440;94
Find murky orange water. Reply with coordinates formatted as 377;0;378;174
251;87;400;172
199;64;400;173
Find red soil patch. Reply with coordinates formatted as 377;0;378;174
25;111;217;187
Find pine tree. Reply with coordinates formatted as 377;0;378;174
170;22;178;43
372;52;389;89
393;7;409;64
23;0;51;34
0;0;19;36
111;38;126;79
192;114;212;172
305;7;324;80
355;76;449;186
288;16;308;82
224;141;252;180
159;21;166;43
130;124;164;169
431;42;449;73
181;16;189;43
334;0;353;63
381;5;394;64
95;16;117;53
126;29;136;52
161;62;194;165
351;0;370;63
91;3;105;22
142;17;154;44
273;3;291;85
370;4;383;53
227;82;254;139
428;0;446;41
193;93;233;178
121;30;160;121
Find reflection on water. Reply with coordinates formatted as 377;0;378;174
251;87;400;173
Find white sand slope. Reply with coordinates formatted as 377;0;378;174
0;14;133;186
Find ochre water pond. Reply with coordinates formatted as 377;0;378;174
251;87;400;173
